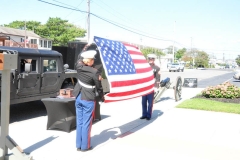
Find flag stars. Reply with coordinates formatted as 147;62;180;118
94;37;137;76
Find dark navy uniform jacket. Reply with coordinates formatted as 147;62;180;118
73;61;101;101
151;64;160;88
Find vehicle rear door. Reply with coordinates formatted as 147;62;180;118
17;57;41;96
40;58;63;93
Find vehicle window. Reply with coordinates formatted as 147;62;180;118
20;59;37;72
43;59;57;72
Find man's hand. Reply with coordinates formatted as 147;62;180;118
99;75;103;81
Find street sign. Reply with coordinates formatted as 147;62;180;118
183;78;197;88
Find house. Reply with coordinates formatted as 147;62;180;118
0;26;52;50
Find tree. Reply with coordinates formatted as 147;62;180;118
4;18;86;46
194;51;210;68
4;20;41;31
175;48;186;60
166;45;178;55
235;55;240;66
140;47;165;59
181;54;192;62
38;17;86;46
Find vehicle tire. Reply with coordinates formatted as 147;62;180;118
182;69;184;72
169;70;171;72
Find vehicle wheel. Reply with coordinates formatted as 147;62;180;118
174;76;182;102
182;69;184;72
169;70;171;72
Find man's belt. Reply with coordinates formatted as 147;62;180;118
78;79;95;89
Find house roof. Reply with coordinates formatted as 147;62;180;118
0;26;41;38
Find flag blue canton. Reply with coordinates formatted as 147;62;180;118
94;37;136;76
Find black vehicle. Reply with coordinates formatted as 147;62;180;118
0;46;78;104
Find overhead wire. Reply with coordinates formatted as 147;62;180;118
38;0;240;56
53;0;85;18
38;0;173;42
92;0;172;41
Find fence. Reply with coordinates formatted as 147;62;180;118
2;40;38;49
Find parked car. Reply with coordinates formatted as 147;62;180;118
233;70;240;80
169;63;184;72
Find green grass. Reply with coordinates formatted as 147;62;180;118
176;98;240;114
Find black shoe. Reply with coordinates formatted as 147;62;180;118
78;146;93;152
146;117;151;120
140;116;147;119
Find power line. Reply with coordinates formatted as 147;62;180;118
92;0;143;29
37;0;240;54
38;0;173;42
53;0;85;18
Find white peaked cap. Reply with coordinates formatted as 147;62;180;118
81;50;96;59
147;54;157;58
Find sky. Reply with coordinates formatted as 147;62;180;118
1;0;240;60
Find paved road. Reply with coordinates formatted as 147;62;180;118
161;68;240;88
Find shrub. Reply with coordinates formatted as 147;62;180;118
201;82;240;99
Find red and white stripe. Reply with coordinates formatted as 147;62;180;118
103;43;154;102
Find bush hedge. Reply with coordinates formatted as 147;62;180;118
201;82;240;99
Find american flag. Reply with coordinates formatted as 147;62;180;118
94;36;154;103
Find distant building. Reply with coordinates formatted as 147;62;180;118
0;26;52;50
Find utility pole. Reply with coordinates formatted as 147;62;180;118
87;0;90;43
191;37;194;66
24;20;26;48
172;21;176;62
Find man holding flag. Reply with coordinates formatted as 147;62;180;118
140;54;160;120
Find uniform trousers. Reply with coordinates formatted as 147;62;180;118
141;92;154;119
75;93;95;150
